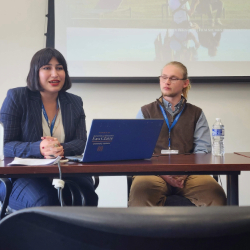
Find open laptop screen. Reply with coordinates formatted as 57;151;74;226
72;119;163;163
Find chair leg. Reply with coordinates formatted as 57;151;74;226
127;176;133;203
0;178;12;219
213;175;219;182
93;176;99;190
165;195;196;206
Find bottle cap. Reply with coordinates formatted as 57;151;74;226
216;118;221;121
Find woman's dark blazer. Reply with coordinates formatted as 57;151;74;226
0;87;87;158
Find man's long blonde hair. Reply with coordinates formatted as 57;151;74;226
163;61;191;99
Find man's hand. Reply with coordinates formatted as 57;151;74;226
160;175;188;188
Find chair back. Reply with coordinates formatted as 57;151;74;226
1;206;250;250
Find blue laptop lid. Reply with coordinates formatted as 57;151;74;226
82;119;163;162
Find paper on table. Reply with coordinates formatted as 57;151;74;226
8;156;61;166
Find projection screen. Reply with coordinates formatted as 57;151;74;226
53;0;250;81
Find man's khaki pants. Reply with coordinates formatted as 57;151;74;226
128;175;227;207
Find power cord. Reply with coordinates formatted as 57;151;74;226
52;159;86;206
52;160;65;207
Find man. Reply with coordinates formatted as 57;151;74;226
168;0;200;28
194;0;224;26
128;61;226;207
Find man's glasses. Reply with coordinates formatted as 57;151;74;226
159;76;186;83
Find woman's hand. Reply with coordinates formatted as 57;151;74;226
160;175;188;188
40;136;64;158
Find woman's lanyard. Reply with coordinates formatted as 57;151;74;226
159;104;185;150
42;100;59;136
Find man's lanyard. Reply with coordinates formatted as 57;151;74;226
159;104;185;149
42;100;59;136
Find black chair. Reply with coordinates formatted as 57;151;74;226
1;206;250;250
0;178;12;219
0;176;99;219
127;175;219;207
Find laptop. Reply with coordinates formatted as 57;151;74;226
67;119;163;163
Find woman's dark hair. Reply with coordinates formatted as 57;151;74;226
26;48;72;91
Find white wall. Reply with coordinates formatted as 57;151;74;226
1;0;250;207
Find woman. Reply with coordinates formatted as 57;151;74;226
0;48;98;210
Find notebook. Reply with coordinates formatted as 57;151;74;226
67;119;163;163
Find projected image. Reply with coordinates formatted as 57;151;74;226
67;0;250;29
67;28;250;62
55;0;250;77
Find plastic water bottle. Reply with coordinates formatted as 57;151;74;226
212;118;224;156
0;121;4;161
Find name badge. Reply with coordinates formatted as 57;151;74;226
161;149;179;154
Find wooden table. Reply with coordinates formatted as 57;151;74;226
234;152;250;158
1;153;250;206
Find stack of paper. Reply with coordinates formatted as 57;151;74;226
8;156;61;166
